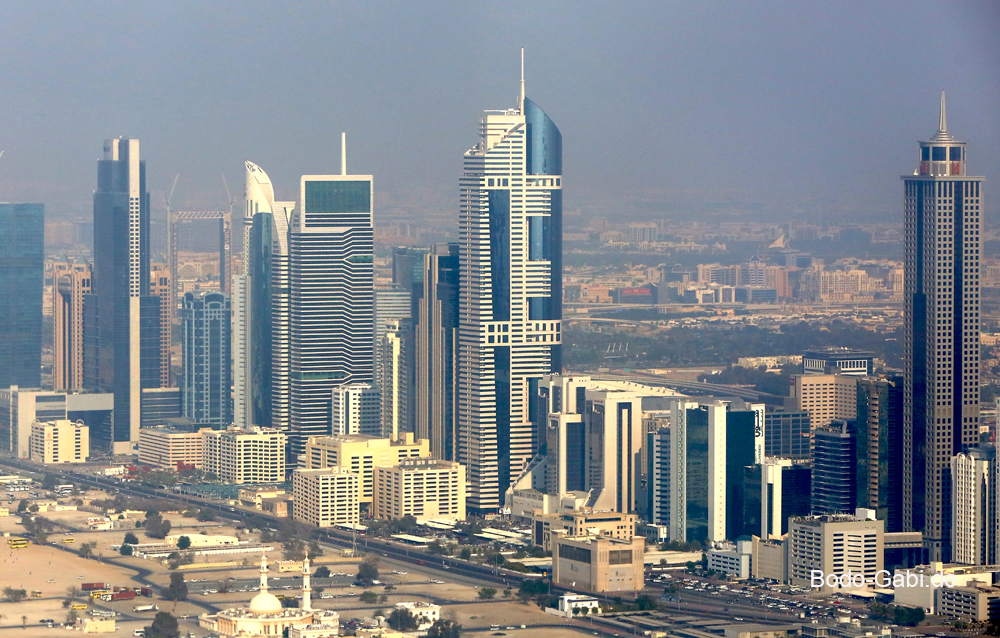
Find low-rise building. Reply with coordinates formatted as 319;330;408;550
261;496;291;518
373;459;465;522
938;581;1000;622
788;514;883;593
203;427;286;484
239;488;287;509
893;563;1000;614
552;534;645;594
394;602;440;630
138;428;206;469
292;468;360;527
751;535;788;583
533;510;637;551
709;540;753;579
300;433;429;505
557;594;601;615
29;419;88;464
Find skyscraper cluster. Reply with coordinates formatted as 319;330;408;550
5;57;995;573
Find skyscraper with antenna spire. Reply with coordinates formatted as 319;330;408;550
287;134;375;459
457;51;563;511
903;92;984;561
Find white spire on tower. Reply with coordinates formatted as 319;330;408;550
938;91;947;134
519;48;526;114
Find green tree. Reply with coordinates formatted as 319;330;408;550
307;540;324;559
427;619;462;638
66;585;81;600
16;499;27;513
42;474;58;490
281;597;299;608
460;547;472;560
357;555;379;586
503;588;512;598
478;587;497;600
78;542;96;559
62;599;71;608
124;532;139;545
65;609;79;626
387;607;418;631
176;536;191;550
2;587;27;603
145;611;180;638
196;508;215;522
314;566;331;579
359;591;379;604
120;544;133;556
518;579;548;597
163;573;187;601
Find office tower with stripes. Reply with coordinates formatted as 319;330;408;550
84;137;161;453
903;93;985;561
457;59;563;511
380;318;414;440
289;142;374;457
415;243;460;461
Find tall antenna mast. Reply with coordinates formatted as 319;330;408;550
341;132;347;176
520;48;526;113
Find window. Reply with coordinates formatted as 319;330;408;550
932;147;947;161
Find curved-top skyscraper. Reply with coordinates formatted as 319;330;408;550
457;57;563;511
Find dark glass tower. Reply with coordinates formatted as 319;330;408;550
182;291;231;426
84;138;159;453
903;94;984;561
812;421;857;515
0;203;44;388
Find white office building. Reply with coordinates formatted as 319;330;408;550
331;383;380;436
292;467;360;527
457;59;563;511
952;448;999;566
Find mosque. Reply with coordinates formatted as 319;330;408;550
200;554;340;637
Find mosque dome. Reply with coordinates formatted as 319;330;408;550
248;591;283;614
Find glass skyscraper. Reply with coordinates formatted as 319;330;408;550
182;290;231;426
288;161;374;458
0;203;44;388
84;138;160;453
457;65;563;511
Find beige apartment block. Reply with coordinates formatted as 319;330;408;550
788;514;883;593
203;427;287;483
552;534;645;594
532;511;637;551
138;428;207;470
30;419;89;464
51;261;91;391
239;487;287;509
292;467;360;527
373;458;465;522
789;374;857;429
300;433;429;504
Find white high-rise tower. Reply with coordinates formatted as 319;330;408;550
457;53;563;511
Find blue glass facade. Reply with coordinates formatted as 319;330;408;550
0;204;44;388
250;212;274;429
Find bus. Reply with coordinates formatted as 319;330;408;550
31;591;42;598
54;484;73;492
7;538;28;549
72;604;88;611
62;537;75;543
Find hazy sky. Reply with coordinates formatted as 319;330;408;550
1;1;998;225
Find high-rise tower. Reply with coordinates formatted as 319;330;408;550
288;137;374;458
457;54;563;511
903;93;984;561
84;138;160;453
181;290;231;426
0;203;44;389
238;161;294;430
52;260;91;391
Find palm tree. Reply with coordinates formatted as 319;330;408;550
21;615;27;629
66;586;81;600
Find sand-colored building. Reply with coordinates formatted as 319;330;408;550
29;419;88;464
300;433;429;504
293;467;360;527
552;534;645;594
138;428;207;469
373;458;465;522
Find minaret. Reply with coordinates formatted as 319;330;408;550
259;553;270;594
302;556;312;612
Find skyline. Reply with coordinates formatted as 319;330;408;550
0;1;997;226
